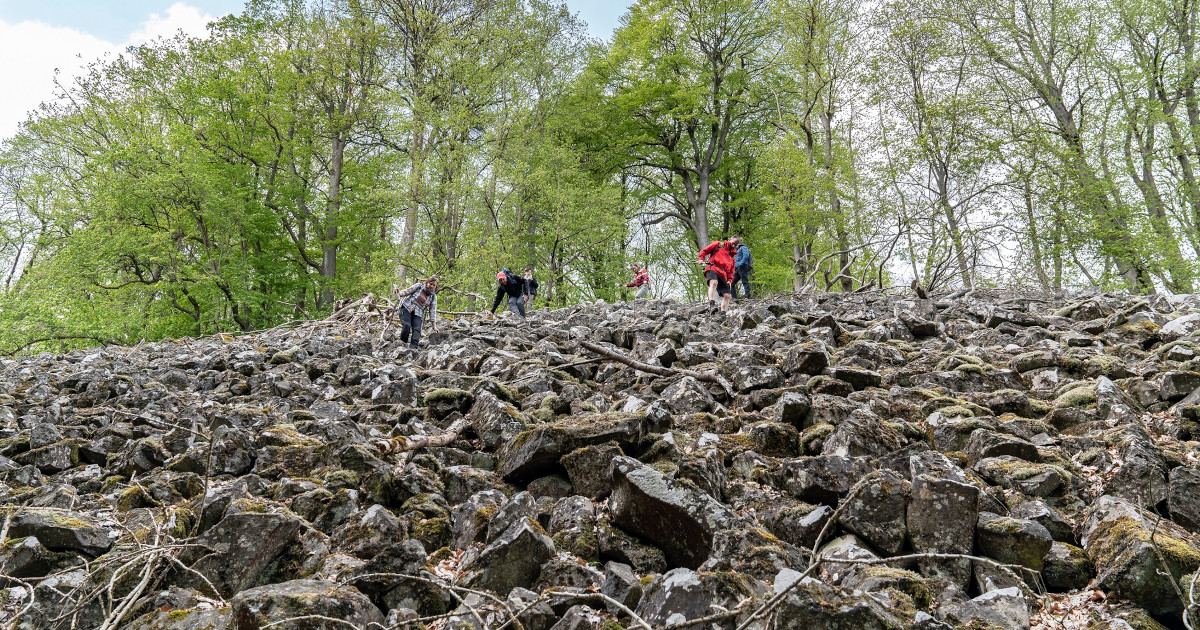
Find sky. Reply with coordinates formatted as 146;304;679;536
0;0;625;142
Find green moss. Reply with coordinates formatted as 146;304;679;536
1027;399;1051;415
423;388;474;407
1055;384;1097;409
323;469;359;489
936;405;974;418
649;461;679;475
116;486;158;512
101;475;128;493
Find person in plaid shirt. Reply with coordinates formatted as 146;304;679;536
394;276;440;350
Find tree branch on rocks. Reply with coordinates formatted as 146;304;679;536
579;340;734;397
379;416;469;458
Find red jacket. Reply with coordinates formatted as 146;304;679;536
626;268;649;287
698;241;735;283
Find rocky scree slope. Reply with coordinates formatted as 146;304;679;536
1;292;1200;630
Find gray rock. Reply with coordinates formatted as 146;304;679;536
1042;542;1095;592
783;341;830;376
609;456;738;569
601;561;643;613
1169;465;1200;532
770;578;908;629
780;455;873;504
636;568;768;628
561;443;623;499
770;391;811;429
9;509;115;556
975;511;1053;572
466;518;556;594
176;510;310;598
499;413;643;483
939;587;1029;630
231;579;384;630
661;376;717;414
965;429;1040;463
450;489;506;549
1082;494;1200;616
467;391;526;449
908;474;979;588
837;471;909;556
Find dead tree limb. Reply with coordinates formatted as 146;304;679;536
379;416;469;457
579;340;734;397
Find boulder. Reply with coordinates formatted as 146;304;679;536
8;509;115;556
975;511;1053;572
837;471;909;556
499;413;643;483
1082;495;1200;616
231;579;384;630
609;456;738;569
466;518;556;594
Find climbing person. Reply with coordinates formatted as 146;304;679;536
524;267;539;311
625;263;650;299
697;237;736;312
490;269;528;318
731;236;752;300
393;276;439;350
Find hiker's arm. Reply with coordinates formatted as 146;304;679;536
429;295;438;331
698;242;716;261
490;286;504;313
395;283;419;298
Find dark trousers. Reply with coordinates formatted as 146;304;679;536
508;296;527;318
733;266;751;299
399;308;424;349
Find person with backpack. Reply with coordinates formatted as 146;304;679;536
625;263;650;299
697;236;737;312
490;269;528;318
732;237;752;300
393;276;440;350
523;267;539;311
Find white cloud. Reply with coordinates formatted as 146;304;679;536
125;2;218;46
0;3;219;142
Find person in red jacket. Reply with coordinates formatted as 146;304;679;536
697;236;739;312
625;263;650;299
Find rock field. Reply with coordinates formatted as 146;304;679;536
1;290;1200;629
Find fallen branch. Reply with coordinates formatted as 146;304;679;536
380;416;469;456
579;340;734;397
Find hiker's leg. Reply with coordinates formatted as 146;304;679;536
739;267;751;299
719;278;732;311
409;314;423;349
636;285;649;299
730;269;741;299
398;308;413;344
517;298;527;318
707;278;718;302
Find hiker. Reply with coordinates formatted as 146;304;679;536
490;269;528;318
524;267;539;311
625;263;650;299
732;236;752;300
393;276;439;350
697;237;736;312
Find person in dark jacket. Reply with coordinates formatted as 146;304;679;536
524;267;539;311
698;237;736;312
490;270;528;318
732;237;751;300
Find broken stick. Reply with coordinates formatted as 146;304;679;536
579;340;734;397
